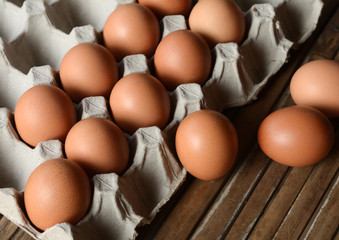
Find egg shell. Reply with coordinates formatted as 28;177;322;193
103;3;160;61
290;59;339;117
188;0;246;48
109;72;171;134
175;109;238;181
24;158;92;231
257;105;334;167
65;117;130;177
59;42;118;103
14;85;77;147
138;0;193;18
154;29;212;91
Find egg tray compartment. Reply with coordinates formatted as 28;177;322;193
0;0;324;239
0;107;187;240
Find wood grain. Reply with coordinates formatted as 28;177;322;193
0;216;20;239
299;169;339;240
223;161;289;240
273;130;339;240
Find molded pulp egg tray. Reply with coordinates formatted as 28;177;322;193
0;0;323;239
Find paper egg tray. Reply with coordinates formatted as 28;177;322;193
0;0;323;239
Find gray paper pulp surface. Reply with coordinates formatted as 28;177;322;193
0;0;323;239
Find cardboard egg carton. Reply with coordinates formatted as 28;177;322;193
0;0;323;239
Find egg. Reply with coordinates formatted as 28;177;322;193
290;59;339;117
103;3;160;61
154;29;212;91
175;109;238;181
188;0;246;48
109;73;171;134
14;85;77;147
138;0;192;19
59;42;118;103
257;106;334;167
24;158;91;231
65;117;129;177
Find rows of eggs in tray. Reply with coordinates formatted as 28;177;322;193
0;0;248;236
1;0;337;239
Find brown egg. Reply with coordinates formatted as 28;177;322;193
14;85;77;147
290;59;339;117
258;106;334;167
109;73;170;134
24;158;91;231
59;42;118;103
154;29;212;91
65;117;129;177
175;109;238;181
138;0;192;18
103;3;160;61
188;0;246;48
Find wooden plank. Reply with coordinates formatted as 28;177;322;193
223;161;289;240
249;119;338;240
308;7;339;61
248;165;313;240
272;131;339;240
0;215;21;240
152;175;227;240
299;170;339;240
188;149;271;240
10;229;34;240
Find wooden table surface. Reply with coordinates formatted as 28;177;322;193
1;0;339;239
